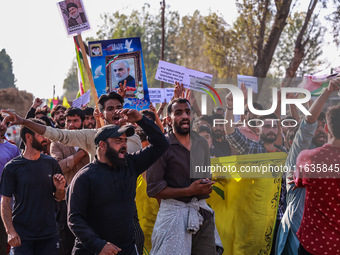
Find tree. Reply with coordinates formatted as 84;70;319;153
62;60;79;101
91;5;180;88
0;49;16;89
271;11;325;79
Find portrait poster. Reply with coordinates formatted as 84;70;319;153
89;37;150;110
57;0;91;36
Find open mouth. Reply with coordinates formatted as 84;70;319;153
118;148;126;158
180;120;190;129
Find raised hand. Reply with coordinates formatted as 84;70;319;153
328;77;340;92
173;81;184;99
149;102;157;114
117;80;127;98
115;109;143;124
0;110;24;126
32;98;43;109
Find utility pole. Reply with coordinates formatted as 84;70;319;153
160;0;165;88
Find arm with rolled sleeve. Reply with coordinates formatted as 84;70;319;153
225;128;257;155
44;127;97;161
146;152;168;198
67;174;106;254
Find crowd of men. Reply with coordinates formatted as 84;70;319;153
0;78;339;255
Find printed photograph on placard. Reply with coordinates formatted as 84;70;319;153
89;37;149;110
57;0;91;36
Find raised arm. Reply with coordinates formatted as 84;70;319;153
306;78;340;124
116;109;169;174
2;110;46;135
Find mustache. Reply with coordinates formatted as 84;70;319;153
179;119;190;125
119;147;127;154
316;132;326;137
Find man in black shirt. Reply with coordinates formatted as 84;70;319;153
0;118;66;255
67;109;168;255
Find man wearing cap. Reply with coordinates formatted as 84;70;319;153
67;2;87;28
67;108;168;255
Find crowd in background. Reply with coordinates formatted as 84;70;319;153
0;78;340;255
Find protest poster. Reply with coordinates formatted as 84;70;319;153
155;60;213;92
57;0;91;36
164;88;174;103
148;88;164;104
237;75;258;93
148;88;175;103
89;37;150;110
72;90;91;108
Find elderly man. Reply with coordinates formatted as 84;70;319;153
112;60;136;89
67;108;168;255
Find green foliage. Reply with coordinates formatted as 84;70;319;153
271;11;325;77
62;60;79;101
0;49;16;89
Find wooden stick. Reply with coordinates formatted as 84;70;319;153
77;34;104;127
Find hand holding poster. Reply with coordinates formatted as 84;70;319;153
237;75;258;93
155;60;213;92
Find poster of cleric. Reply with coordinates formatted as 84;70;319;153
57;0;91;36
89;37;150;110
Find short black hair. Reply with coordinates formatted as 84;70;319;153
258;113;279;121
35;108;49;116
167;98;190;116
141;110;156;122
20;118;46;144
197;125;212;135
98;92;124;113
212;106;224;115
51;105;66;118
83;107;94;116
65;107;85;122
245;102;263;113
318;112;326;122
193;115;213;130
211;113;224;121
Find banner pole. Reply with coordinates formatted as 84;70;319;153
76;34;104;127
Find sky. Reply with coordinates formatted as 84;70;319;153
0;0;338;100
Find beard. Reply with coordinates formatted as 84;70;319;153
115;72;129;82
31;136;46;152
174;119;190;135
312;131;327;147
69;12;79;19
56;117;65;128
260;132;277;143
212;130;223;140
84;122;95;129
105;144;126;168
